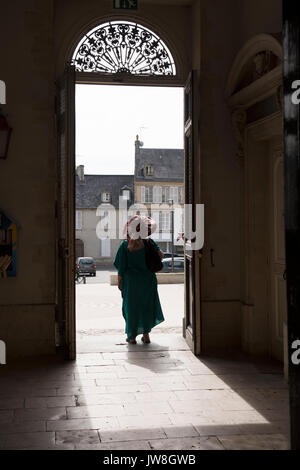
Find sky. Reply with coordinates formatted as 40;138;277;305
75;84;184;175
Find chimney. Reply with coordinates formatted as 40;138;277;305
135;135;141;149
76;165;85;183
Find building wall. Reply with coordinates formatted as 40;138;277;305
76;209;122;266
54;0;192;79
0;0;283;359
0;1;56;359
0;0;191;359
134;181;184;253
135;182;184;204
197;0;282;352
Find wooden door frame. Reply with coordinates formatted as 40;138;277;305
67;71;202;356
183;70;202;356
55;65;76;360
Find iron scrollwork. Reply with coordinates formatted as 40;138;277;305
72;21;176;76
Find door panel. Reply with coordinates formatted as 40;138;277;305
56;66;76;360
270;147;287;361
183;71;200;354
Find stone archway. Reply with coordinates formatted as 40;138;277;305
56;14;192;360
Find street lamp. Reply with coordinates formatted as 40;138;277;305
168;199;174;272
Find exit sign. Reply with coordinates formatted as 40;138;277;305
113;0;138;10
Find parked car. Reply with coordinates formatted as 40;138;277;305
163;252;181;259
76;257;96;277
161;257;184;272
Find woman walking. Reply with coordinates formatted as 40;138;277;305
114;215;165;344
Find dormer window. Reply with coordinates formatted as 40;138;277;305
122;189;131;200
144;164;154;177
101;192;111;203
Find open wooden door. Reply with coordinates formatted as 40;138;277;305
183;71;201;355
269;145;287;362
55;65;76;360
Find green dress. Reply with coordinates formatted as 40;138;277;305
114;240;165;340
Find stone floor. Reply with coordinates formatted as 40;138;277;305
0;333;290;450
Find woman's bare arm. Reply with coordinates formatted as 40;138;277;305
158;250;164;259
118;275;122;291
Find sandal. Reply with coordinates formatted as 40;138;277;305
141;334;150;344
126;338;137;344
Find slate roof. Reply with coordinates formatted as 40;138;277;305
76;175;134;209
135;148;184;182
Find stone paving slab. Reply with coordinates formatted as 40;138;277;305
77;333;189;353
0;431;55;450
148;436;225;450
75;440;152;450
218;433;289;450
0;334;291;450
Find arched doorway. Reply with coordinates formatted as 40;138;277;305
56;19;199;359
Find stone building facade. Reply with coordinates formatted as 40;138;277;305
134;136;184;254
75;166;134;266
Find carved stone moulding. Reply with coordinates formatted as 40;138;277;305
226;34;283;159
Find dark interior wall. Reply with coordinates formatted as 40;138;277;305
54;0;192;80
0;0;56;358
199;0;282;351
0;0;192;359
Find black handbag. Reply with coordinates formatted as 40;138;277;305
143;239;163;273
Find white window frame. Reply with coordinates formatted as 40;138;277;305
122;189;130;200
144;164;154;177
101;192;111;203
144;186;153;203
162;186;170;203
101;238;111;257
169;186;178;204
153;185;162;203
76;210;83;230
179;186;184;203
159;211;171;231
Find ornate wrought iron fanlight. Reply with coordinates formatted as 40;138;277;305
72;21;176;76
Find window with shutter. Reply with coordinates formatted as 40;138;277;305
101;192;111;203
76;210;83;230
179;186;184;203
158;186;162;203
122;189;130;200
153;186;162;203
101;238;111;257
140;186;146;203
159;211;171;231
162;186;169;202
145;186;153;203
144;164;154;177
169;187;178;204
